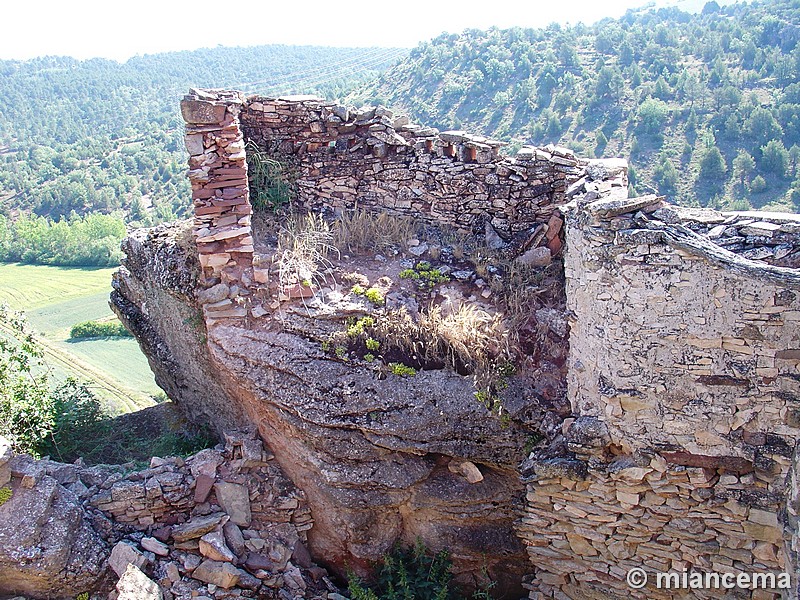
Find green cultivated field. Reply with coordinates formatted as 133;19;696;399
0;262;159;414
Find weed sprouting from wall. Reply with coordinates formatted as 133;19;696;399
245;140;296;212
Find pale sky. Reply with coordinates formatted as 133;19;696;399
0;0;711;62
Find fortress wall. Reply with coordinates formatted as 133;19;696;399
520;197;800;599
239;94;597;237
180;90;254;321
179;89;800;599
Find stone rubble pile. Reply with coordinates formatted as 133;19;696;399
0;433;336;600
649;205;800;268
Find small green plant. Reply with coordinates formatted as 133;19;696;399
75;593;89;600
351;284;366;296
400;261;450;290
475;389;506;420
245;140;296;212
399;268;419;280
347;316;376;338
365;338;380;352
474;389;493;409
347;540;494;600
497;361;516;378
301;279;312;288
321;340;331;352
335;346;348;360
0;487;12;506
389;363;416;377
365;287;385;306
364;353;375;362
523;432;544;455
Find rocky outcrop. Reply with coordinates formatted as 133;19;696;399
111;221;249;432
111;224;546;595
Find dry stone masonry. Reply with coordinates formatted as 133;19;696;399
179;89;800;599
518;195;800;599
240;95;586;238
181;90;254;323
0;432;333;600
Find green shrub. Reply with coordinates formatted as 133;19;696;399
348;317;376;338
245;140;295;212
399;262;450;290
0;487;12;506
364;353;375;363
348;541;494;600
70;319;132;339
389;363;416;377
365;338;380;352
1;308;106;459
365;288;385;306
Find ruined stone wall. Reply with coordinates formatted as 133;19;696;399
0;433;324;600
181;90;254;323
239;95;587;238
520;195;800;599
177;89;800;598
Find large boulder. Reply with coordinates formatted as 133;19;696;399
0;456;109;598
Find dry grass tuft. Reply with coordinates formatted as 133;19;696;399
275;213;339;292
331;209;416;254
422;303;511;388
367;303;512;390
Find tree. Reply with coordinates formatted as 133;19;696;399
637;98;669;133
745;107;783;147
653;154;679;193
595;65;624;102
732;150;755;187
595;131;608;156
750;175;767;193
789;144;800;175
699;145;727;181
760;139;789;178
791;176;800;206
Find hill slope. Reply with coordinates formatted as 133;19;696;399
352;0;800;212
0;45;406;224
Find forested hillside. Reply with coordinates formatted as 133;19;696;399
353;0;800;212
0;45;405;264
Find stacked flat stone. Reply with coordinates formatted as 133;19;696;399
85;433;319;598
240;95;588;236
648;205;800;268
520;453;784;600
181;89;253;321
516;193;800;599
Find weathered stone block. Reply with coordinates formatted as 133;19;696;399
109;541;148;578
116;564;163;600
214;482;251;527
181;100;227;125
191;559;243;589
